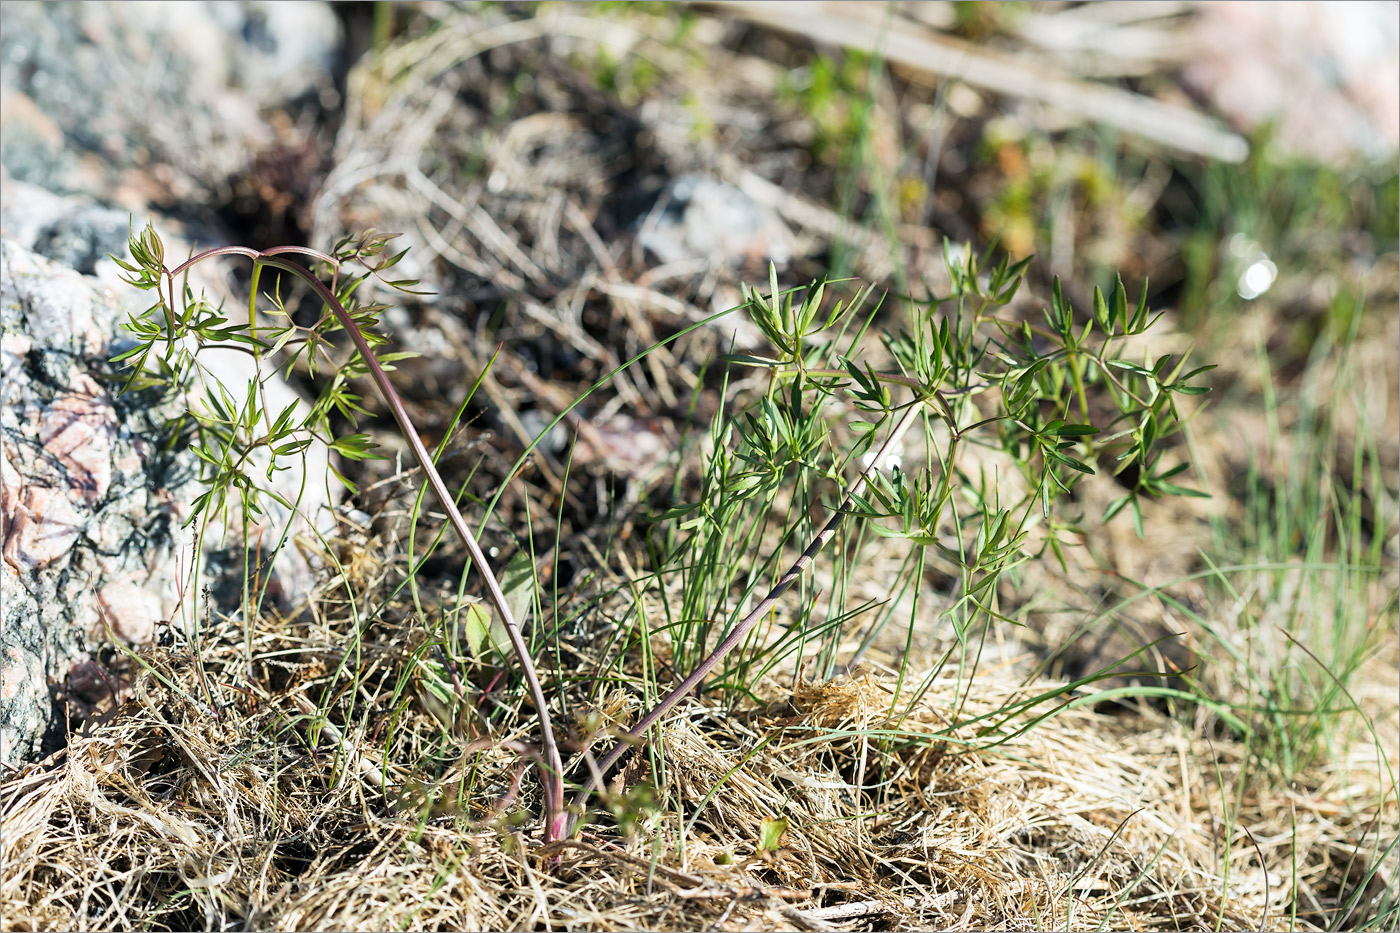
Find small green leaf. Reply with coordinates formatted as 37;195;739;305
757;816;788;853
1131;280;1151;331
718;353;782;368
1091;285;1110;331
462;601;492;658
328;462;359;494
1048;450;1094;474
329;433;384;461
500;550;538;646
658;501;701;521
1046;422;1099;438
1157;481;1210;498
1179;363;1218;381
1107;360;1153;376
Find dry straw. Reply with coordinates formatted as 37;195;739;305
4;527;1393;930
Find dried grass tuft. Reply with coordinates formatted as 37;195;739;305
3;539;1394;931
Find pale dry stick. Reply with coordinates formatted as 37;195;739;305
415;211;521;289
564;197;620;280
534;190;567;274
563;201;682;407
587;281;711;397
533;840;814;905
792;895;942;923
567;399;928;828
167;243;569;841
714;0;1247;162
1008;3;1198;76
291;693;387;790
596;280;710;323
406;168;548;284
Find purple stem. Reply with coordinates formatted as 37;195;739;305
566;401;926;830
171;244;567;840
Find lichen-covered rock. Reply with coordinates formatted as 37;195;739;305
0;237;335;765
1;240;207;763
0;0;340;208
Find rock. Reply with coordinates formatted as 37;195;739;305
0;175;340;581
636;174;795;270
0;0;341;208
517;409;572;458
0;234;336;766
0;2;350;766
1185;2;1399;165
0;174;144;284
1;240;198;763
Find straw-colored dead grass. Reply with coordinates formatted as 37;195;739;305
3;551;1394;932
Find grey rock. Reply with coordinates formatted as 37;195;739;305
1;239;206;765
0;175;221;286
0;1;347;766
0;177;340;584
636;174;795;269
518;409;571;457
201;1;343;108
0;193;137;289
0;233;338;766
0;0;340;206
29;207;133;278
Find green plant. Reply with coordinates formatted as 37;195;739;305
570;247;1214;823
112;224;571;839
114;226;1211;843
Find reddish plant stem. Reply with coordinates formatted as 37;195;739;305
171;245;567;840
566;400;927;831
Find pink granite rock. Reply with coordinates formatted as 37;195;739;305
1;240;200;763
0;238;332;765
0;0;346;766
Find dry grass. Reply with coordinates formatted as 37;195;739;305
2;515;1394;931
